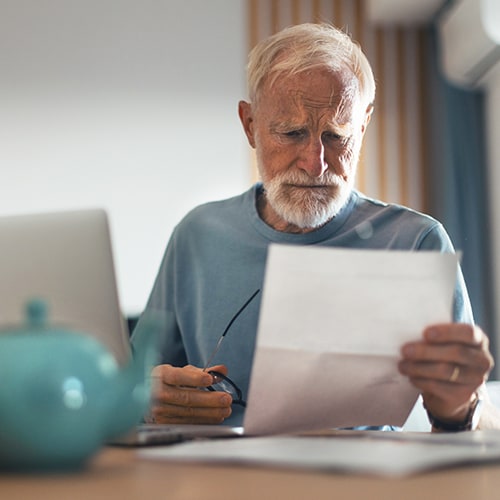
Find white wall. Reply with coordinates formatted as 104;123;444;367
0;0;249;315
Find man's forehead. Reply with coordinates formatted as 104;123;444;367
261;69;359;111
285;88;351;109
268;87;358;126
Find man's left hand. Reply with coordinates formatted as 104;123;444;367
398;323;494;424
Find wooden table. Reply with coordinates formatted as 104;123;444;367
1;446;500;500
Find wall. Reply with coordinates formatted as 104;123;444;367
0;0;248;315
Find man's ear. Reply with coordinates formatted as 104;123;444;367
361;104;374;135
238;100;256;148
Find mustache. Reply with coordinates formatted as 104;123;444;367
270;170;343;187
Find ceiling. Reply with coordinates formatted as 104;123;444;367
365;0;446;24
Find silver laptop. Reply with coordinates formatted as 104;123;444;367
110;424;244;447
0;208;131;365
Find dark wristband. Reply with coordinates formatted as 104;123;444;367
426;395;482;432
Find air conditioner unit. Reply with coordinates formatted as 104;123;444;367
438;0;500;88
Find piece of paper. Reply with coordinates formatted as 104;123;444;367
138;431;500;477
244;246;459;435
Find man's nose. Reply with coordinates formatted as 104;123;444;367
297;137;329;178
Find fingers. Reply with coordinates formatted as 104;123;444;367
400;324;493;384
151;388;233;424
152;364;213;388
399;345;490;385
398;323;494;421
206;364;229;377
148;364;233;425
422;323;485;347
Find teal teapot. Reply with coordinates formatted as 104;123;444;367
0;300;161;471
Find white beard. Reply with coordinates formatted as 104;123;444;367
262;170;354;229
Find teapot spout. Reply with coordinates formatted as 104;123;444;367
106;311;166;439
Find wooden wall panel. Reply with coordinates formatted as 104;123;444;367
246;0;427;213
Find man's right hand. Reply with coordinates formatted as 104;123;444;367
147;364;233;424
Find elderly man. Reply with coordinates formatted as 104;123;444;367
134;23;497;431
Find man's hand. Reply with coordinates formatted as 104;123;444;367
398;323;494;425
147;364;233;424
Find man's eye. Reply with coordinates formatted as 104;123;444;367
283;129;306;138
322;131;343;142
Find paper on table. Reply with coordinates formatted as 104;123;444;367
138;431;500;477
244;245;459;435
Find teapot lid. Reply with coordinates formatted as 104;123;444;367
1;299;65;335
25;299;48;328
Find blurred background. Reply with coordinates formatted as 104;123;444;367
0;0;499;375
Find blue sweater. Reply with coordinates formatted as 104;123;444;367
133;184;473;426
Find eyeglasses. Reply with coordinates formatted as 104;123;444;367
205;371;246;407
203;289;260;407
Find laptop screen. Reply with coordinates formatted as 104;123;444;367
0;208;131;365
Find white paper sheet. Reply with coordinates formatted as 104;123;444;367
138;431;500;477
244;246;459;435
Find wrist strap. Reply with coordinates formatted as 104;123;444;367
426;395;481;432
